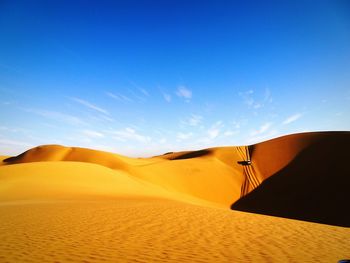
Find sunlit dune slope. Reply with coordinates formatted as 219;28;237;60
2;145;161;172
2;131;350;224
2;144;247;207
0;161;219;208
134;147;246;206
1;131;350;262
233;131;350;227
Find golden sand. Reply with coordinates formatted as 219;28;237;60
0;132;349;262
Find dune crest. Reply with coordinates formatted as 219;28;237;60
233;131;350;227
2;131;350;226
1;131;350;262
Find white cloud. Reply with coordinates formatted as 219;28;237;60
239;90;255;107
158;86;172;102
99;115;115;122
111;128;151;143
247;130;279;144
208;128;220;139
159;138;167;144
239;88;273;110
184;114;203;127
207;121;224;139
71;97;109;115
106;92;133;102
139;88;149;97
283;113;302;125
176;86;192;101
163;93;171;102
27;109;86;126
82;130;104;138
177;132;193;141
0;138;33;148
251;122;272;136
0;126;29;133
224;130;239;137
264;88;273;103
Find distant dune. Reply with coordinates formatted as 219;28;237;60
0;131;349;262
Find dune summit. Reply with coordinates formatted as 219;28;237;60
0;131;349;262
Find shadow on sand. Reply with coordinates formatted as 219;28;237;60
231;134;350;227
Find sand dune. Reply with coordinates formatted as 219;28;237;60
232;131;350;227
1;131;349;262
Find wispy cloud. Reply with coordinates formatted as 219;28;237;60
127;87;146;102
224;130;239;137
0;138;33;148
159;138;167;144
0;126;29;133
139;88;149;97
176;86;192;101
240;90;259;108
106;92;133;102
81;130;104;138
183;114;203;127
158;86;172;102
263;88;273;103
207;121;223;139
247;130;278;144
71;97;109;115
282;113;302;125
239;88;273;110
99;115;115;122
176;132;193;141
129;81;150;100
250;122;272;136
111;128;151;143
163;93;171;102
26;109;86;126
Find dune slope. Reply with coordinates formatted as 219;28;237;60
1;131;350;262
2;131;350;226
2;145;247;207
232;131;350;227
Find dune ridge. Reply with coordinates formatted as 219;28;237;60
233;131;350;227
1;131;349;262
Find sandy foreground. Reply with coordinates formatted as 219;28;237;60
0;132;349;262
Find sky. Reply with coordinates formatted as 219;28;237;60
0;0;350;156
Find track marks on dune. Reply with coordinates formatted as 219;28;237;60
237;146;261;197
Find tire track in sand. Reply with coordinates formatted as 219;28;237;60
237;146;261;198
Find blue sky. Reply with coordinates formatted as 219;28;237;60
1;0;350;156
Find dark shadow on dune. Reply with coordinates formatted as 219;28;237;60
171;149;211;160
248;144;255;159
231;134;350;227
3;150;29;163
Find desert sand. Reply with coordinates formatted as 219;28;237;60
0;131;349;262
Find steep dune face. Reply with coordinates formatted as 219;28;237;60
232;131;350;227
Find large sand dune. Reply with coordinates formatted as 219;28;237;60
232;131;350;227
0;131;349;262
